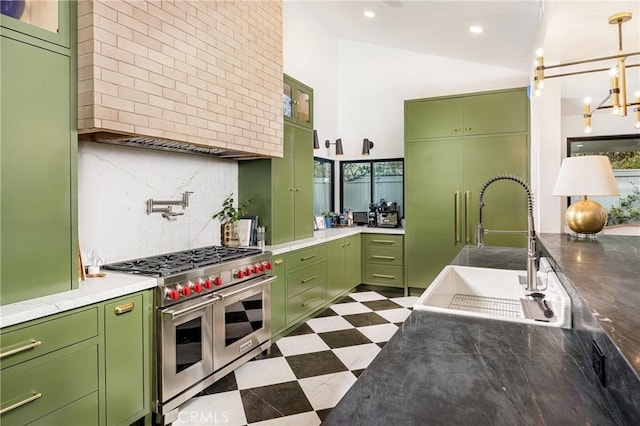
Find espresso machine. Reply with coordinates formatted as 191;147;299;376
368;199;401;228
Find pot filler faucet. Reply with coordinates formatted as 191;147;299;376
475;175;538;292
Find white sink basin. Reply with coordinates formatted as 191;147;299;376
413;258;571;328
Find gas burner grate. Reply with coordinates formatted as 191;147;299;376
103;245;264;276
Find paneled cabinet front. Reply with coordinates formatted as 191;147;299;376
0;309;99;425
327;235;362;300
404;88;529;290
103;292;152;426
0;290;152;425
1;1;77;305
361;234;404;288
239;76;314;245
285;245;327;325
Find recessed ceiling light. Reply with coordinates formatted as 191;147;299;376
469;25;483;34
363;10;376;19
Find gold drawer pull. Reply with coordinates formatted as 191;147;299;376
302;296;319;307
300;275;319;284
274;259;284;265
371;239;395;244
0;340;42;359
300;255;316;261
372;255;395;260
372;273;396;280
0;392;42;415
114;302;135;315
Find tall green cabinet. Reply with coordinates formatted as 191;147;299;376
239;75;313;245
1;1;77;304
404;88;530;290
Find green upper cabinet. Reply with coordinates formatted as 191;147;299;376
283;74;313;129
0;0;71;50
405;88;528;140
1;1;77;305
239;76;314;245
405;88;529;290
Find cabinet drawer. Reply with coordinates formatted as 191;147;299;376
363;265;404;288
364;246;403;266
285;245;326;271
287;283;327;324
0;343;98;425
362;234;403;247
287;262;327;299
27;391;98;426
0;308;98;369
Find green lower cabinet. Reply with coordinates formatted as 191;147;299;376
0;343;99;425
103;291;152;426
0;290;152;426
327;235;361;300
271;256;287;336
28;392;99;426
361;234;404;288
286;283;327;324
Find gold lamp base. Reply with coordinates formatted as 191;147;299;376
565;196;608;234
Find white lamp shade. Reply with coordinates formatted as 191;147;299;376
552;155;620;196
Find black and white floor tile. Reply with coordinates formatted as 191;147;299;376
173;287;418;426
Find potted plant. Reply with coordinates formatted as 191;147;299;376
323;212;333;228
214;194;250;247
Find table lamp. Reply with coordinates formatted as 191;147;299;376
552;155;619;236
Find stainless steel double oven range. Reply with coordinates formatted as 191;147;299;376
104;246;275;425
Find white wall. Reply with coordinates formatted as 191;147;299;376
78;142;237;263
336;40;529;160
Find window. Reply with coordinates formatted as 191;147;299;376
340;159;404;216
568;134;640;226
313;157;334;216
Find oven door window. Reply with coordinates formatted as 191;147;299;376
175;316;203;373
224;292;264;346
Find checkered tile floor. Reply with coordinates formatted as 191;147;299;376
173;286;418;426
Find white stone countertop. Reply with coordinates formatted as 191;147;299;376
0;273;157;329
267;226;404;255
1;226;404;328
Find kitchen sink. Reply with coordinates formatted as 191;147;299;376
414;258;571;328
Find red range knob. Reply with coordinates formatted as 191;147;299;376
193;283;203;293
203;279;213;289
214;276;223;286
236;270;244;279
252;265;259;274
245;268;252;277
265;261;272;270
258;263;265;272
167;289;180;300
181;286;191;297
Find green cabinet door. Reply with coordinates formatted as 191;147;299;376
463;90;528;136
283;74;313;129
293;125;313;241
103;292;150;425
405;97;463;140
1;36;74;304
327;239;347;300
271;256;287;335
345;235;361;289
464;135;528;248
271;125;296;244
405;140;464;288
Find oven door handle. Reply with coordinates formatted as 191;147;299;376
215;275;277;300
162;294;222;320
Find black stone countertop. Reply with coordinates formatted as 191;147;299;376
537;234;640;376
324;238;640;425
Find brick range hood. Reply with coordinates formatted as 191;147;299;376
77;0;284;159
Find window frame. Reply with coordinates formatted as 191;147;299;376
339;158;405;216
313;156;335;214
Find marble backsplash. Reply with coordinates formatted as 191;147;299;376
78;141;238;264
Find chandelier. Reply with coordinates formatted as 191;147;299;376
533;12;640;133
